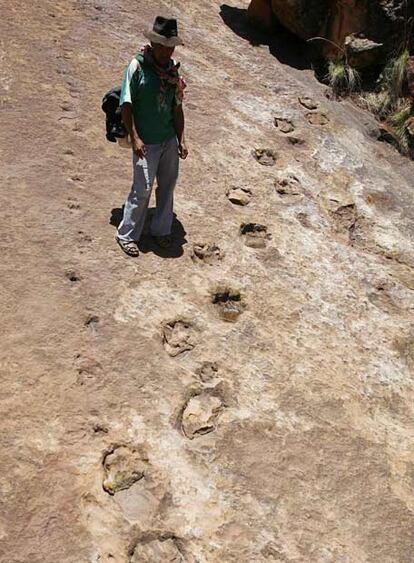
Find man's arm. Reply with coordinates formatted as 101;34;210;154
173;104;188;160
121;103;145;158
119;58;146;158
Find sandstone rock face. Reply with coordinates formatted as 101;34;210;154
249;0;414;65
2;0;414;562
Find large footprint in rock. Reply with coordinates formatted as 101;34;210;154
298;96;318;110
162;320;197;357
274;116;295;133
196;361;219;383
253;148;277;166
102;445;147;495
211;287;246;322
306;111;329;126
275;174;304;198
331;203;357;234
192;243;224;264
181;392;224;439
103;446;164;525
226;186;252;206
130;536;186;562
240;222;270;248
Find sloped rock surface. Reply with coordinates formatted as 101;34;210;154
1;0;414;562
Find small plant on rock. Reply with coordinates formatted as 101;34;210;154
360;90;392;119
308;36;361;96
381;48;410;105
387;100;414;150
327;58;361;95
359;46;413;152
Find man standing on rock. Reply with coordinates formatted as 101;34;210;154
116;16;188;257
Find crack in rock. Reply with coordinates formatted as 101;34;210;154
65;269;81;282
286;136;305;146
196;361;219;383
85;315;100;331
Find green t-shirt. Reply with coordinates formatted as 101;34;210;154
120;54;177;145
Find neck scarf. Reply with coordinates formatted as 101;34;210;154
140;44;186;107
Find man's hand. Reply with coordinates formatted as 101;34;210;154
178;142;188;160
121;103;145;158
132;135;146;159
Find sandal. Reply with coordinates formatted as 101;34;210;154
116;237;139;257
154;235;173;249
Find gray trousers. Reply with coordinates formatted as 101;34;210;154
117;136;179;243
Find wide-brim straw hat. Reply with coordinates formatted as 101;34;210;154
144;16;184;47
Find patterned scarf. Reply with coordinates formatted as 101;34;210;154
141;44;186;108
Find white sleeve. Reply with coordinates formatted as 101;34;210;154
120;58;140;105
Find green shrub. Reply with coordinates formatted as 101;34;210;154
381;48;410;104
326;59;361;95
359;91;392;119
357;47;412;153
387;101;413;149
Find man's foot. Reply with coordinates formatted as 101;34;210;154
116;237;139;257
154;235;173;249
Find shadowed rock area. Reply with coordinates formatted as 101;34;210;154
1;1;414;562
248;0;414;66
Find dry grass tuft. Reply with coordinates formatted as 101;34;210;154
326;59;361;95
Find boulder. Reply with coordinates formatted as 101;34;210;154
249;0;414;67
406;56;414;100
345;34;383;69
247;0;275;33
270;0;330;40
406;116;414;137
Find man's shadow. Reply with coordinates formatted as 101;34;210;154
219;4;312;71
110;206;187;258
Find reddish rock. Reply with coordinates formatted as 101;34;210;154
270;0;329;40
247;0;275;33
345;34;383;69
406;57;414;100
249;0;414;67
406;116;414;137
